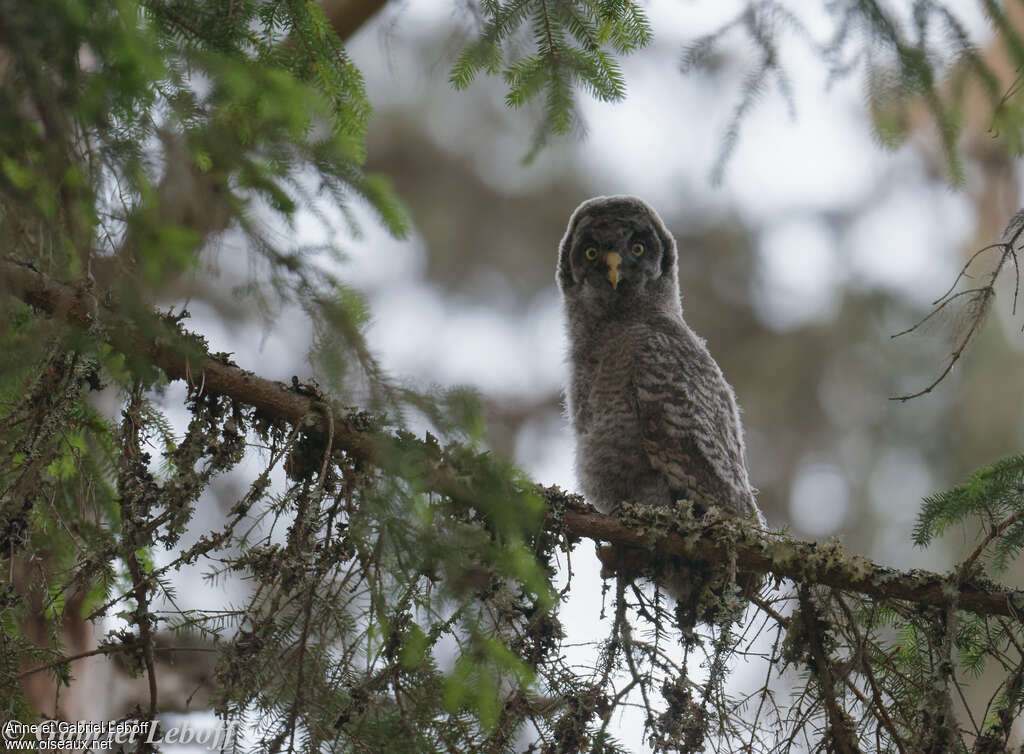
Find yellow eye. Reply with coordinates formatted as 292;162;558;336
585;247;598;260
631;242;645;257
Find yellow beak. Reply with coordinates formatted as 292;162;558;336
605;252;622;290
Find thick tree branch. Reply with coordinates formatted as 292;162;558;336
323;0;391;42
5;259;1024;622
1;259;341;433
557;498;1024;621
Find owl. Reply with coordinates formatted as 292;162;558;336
557;195;762;603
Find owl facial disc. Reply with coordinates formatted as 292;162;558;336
605;252;622;289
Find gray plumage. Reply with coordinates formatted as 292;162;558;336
557;194;762;535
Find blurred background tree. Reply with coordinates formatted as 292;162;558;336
5;0;1024;751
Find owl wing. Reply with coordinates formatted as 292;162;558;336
632;325;758;517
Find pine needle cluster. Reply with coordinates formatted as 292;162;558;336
451;0;652;155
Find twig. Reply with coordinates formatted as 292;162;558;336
798;587;861;754
891;290;991;401
18;644;216;681
615;580;655;729
120;387;159;723
745;624;783;753
892;214;1024;401
751;593;790;628
832;591;908;753
890;286;991;339
958;511;1024;581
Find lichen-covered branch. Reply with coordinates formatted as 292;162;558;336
118;387;160;724
551;493;1024;622
5;258;1024;625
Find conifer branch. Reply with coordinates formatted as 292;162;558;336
17;643;217;681
556;500;1024;622
5;258;1024;623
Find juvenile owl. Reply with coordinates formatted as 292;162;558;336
557;196;762;593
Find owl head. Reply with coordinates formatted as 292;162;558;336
557;195;681;318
